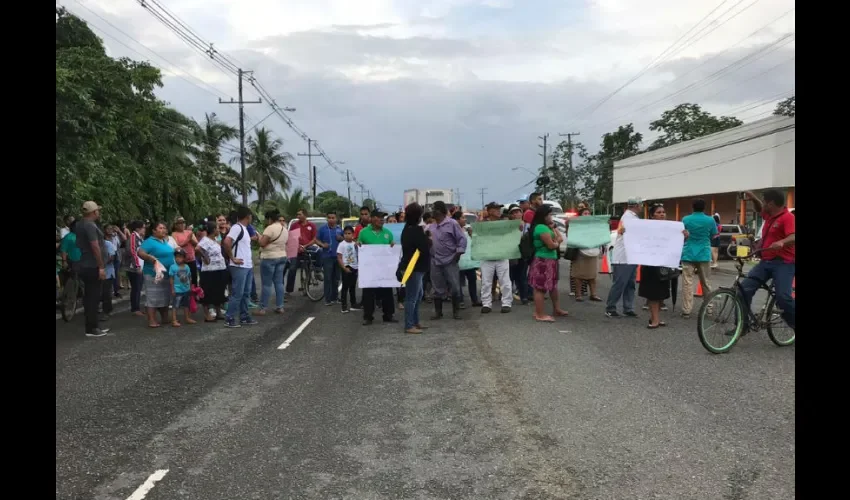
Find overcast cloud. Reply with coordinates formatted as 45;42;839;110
69;0;795;208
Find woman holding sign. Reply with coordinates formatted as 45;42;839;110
636;204;688;329
530;205;568;322
400;203;430;334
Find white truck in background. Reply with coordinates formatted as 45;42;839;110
403;188;454;208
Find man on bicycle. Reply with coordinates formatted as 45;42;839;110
740;190;795;332
286;208;319;294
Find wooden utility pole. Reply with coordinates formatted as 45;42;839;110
219;69;262;206
298;139;321;209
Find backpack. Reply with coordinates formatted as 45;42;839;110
223;225;245;265
518;230;535;262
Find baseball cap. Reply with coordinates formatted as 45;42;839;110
508;203;522;213
371;209;387;218
517;196;528;202
81;201;101;214
485;201;503;210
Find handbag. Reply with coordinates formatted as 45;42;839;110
658;266;681;281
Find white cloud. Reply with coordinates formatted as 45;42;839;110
68;0;794;208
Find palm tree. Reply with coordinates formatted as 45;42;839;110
277;188;311;220
244;128;295;207
191;113;240;204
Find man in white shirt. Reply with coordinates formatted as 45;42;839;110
222;206;258;328
605;197;642;318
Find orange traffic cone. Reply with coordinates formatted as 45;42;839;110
694;281;703;297
791;277;795;299
600;254;610;274
636;265;641;283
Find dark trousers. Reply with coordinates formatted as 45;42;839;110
102;278;114;315
187;261;199;286
79;268;104;333
459;269;479;304
341;268;358;308
363;287;394;321
127;270;143;312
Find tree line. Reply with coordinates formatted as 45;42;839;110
539;98;795;214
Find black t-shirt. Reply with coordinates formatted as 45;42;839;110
401;224;430;273
75;219;106;270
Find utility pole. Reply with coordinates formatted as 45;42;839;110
219;68;262;206
559;132;581;209
478;188;487;208
538;133;549;199
297;139;321;209
346;170;353;217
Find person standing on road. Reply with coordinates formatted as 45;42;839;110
353;206;371;240
337;226;360;313
257;210;288;316
400;202;430;334
453;212;482;309
710;214;721;268
138;222;176;328
427;201;466;321
172;216;199;286
740;190;795;332
680;199;717;319
286;209;318;295
570;207;603;302
637;204;687;328
197;221;228;321
222;206;258;328
126;221;146;316
75;201;110;337
357;209;398;326
529;205;567;322
479;202;513;314
606;197;642;318
101;226;118;321
317;211;344;306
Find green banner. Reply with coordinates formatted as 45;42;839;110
565;215;611;249
458;239;480;270
470;220;522;261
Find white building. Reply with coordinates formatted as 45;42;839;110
613;115;795;224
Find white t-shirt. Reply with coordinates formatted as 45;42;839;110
227;223;253;269
611;209;638;265
167;236;179;250
337;240;358;269
198;237;226;271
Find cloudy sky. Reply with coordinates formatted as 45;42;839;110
65;0;795;209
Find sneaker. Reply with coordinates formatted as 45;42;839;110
241;317;258;326
605;311;620;318
641;305;649;311
624;311;638;317
481;306;492;314
500;306;511;313
341;307;350;314
324;302;335;306
349;303;362;311
85;328;109;337
248;301;259;309
661;305;669;311
225;318;241;328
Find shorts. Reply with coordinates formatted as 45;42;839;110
172;292;190;309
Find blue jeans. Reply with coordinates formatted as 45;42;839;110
404;271;425;329
322;255;341;303
606;264;637;314
739;259;795;330
260;257;287;310
226;266;253;321
459;269;479;304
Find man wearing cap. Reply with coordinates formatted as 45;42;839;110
479;202;514;313
75;201;110;337
605;197;643;318
507;204;530;305
357;209;398;325
428;201;466;320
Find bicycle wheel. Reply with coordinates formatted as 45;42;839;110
697;288;744;354
302;263;324;302
61;278;79;322
765;295;795;346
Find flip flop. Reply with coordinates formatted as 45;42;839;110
647;323;660;329
534;316;555;322
554;310;569;317
148;323;160;328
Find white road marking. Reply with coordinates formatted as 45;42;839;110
126;469;169;500
559;330;572;334
278;317;315;350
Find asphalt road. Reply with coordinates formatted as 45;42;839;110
56;264;794;500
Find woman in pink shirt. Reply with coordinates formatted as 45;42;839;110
172;216;199;285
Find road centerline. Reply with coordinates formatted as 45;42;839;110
126;469;168;500
278;317;315;350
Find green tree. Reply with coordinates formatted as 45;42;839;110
578;124;643;214
773;96;795;117
315;190;354;216
276;188;311;219
244;128;295;208
362;198;376;211
648;103;742;151
548;140;586;209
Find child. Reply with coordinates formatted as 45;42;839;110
337;226;360;313
102;229;116;319
169;248;196;327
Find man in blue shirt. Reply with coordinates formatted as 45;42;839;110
317;211;344;305
680;198;718;318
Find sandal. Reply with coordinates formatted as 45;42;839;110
647;323;660;329
534;316;555;322
575;297;585;302
171;321;181;327
589;296;603;302
148;323;161;328
659;321;667;327
554;310;569;317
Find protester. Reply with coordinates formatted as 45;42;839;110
400;202;430;334
197;221;228;321
257;210;288;315
75;201;110;337
286;208;319;295
427;201;466;320
636;204;685;328
169;248;195;327
358;209;397;325
126;221;146;316
317;211;343;306
337;226;360;313
606;197;642;318
570;207;602;302
453;212;481;308
172;216;199;286
222;206;258;328
529;205;567;322
137;221;175;329
479;202;513;314
680;199;716;319
710;213;721;268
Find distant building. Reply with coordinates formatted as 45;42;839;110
403;188;454;208
613;115;795;229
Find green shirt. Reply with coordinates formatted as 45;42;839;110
60;233;82;262
358;226;394;245
532;224;558;259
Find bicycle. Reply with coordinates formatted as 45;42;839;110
298;246;325;302
59;269;84;322
697;249;795;354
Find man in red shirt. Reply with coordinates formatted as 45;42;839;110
740;190;795;331
522;192;543;225
285;208;319;294
353;206;371;239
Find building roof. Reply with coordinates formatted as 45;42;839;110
612;115;795;203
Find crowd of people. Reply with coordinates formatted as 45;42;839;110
56;188;794;338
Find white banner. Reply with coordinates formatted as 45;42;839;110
623;218;685;268
358;244;402;288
